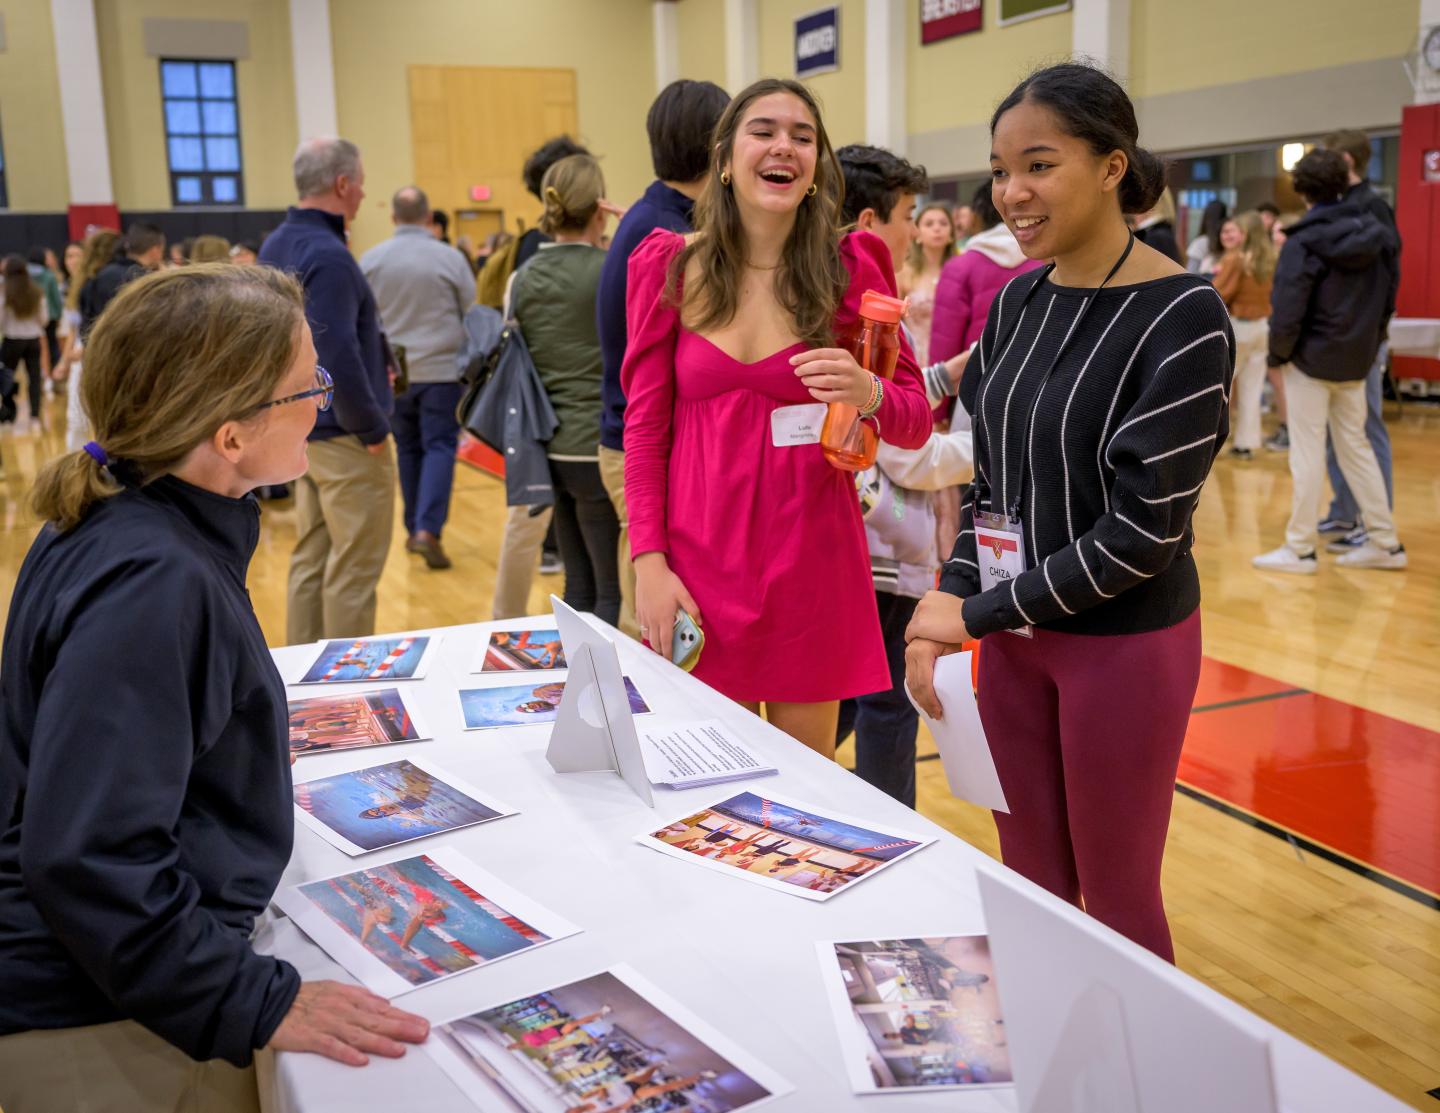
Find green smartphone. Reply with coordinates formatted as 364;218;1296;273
671;609;705;673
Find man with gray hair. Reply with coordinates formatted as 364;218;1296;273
360;186;475;569
260;137;395;641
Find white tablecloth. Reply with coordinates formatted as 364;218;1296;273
257;619;1409;1113
1387;317;1440;359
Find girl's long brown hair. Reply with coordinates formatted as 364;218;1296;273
31;264;304;531
1232;211;1277;284
2;255;41;320
667;78;847;347
65;229;120;311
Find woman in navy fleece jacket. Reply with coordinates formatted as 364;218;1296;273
0;265;427;1112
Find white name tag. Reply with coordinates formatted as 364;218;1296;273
770;402;828;447
974;510;1033;638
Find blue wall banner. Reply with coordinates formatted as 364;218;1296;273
795;7;840;77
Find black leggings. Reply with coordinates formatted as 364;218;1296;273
1;337;43;419
548;458;621;626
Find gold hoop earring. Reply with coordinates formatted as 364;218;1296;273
806;183;818;198
720;170;731;187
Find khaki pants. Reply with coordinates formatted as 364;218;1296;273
597;444;639;639
1228;317;1268;452
493;503;552;620
1283;366;1398;553
287;435;396;644
0;1020;260;1113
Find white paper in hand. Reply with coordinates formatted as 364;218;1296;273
906;651;1009;813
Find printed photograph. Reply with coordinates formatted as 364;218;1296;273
290;854;560;990
822;936;1012;1092
481;629;567;673
288;688;424;756
459;677;650;730
298;634;434;683
428;969;778;1113
642;792;928;901
293;759;511;854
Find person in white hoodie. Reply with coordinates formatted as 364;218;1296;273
833;145;974;808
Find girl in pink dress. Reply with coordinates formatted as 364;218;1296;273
621;78;932;755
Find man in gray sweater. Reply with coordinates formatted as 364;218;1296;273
361;186;475;568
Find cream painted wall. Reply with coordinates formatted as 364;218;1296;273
676;0;730;90
329;0;658;255
757;0;867;147
94;0;298;211
907;0;1071;140
1129;0;1417;100
0;2;70;209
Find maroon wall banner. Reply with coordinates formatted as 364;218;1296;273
921;0;982;43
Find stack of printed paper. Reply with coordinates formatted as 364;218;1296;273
638;719;779;790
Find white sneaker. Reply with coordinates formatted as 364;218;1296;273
1253;545;1318;574
1335;542;1407;570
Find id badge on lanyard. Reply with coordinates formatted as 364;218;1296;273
974;510;1032;638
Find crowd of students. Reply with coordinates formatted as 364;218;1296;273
0;59;1409;1112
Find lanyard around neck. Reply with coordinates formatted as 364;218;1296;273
995;231;1136;519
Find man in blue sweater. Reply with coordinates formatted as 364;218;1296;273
260;137;395;642
595;79;728;638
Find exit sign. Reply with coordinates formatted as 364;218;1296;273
469;184;492;202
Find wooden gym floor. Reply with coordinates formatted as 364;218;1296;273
2;395;1438;1108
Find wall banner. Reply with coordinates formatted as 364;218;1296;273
997;0;1072;27
921;0;982;44
795;7;840;77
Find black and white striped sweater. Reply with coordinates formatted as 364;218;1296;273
941;269;1235;638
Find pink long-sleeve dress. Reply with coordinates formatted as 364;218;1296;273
621;228;933;703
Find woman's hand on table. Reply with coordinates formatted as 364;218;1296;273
905;589;970;647
791;348;874;407
904;637;964;720
634;552;701;661
268;980;429;1066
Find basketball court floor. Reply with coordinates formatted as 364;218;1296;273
1;395;1437;1108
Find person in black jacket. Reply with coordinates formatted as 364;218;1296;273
0;264;428;1112
1253;148;1405;573
1317;129;1399;548
77;221;165;339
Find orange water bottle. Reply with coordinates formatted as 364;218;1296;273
820;290;907;472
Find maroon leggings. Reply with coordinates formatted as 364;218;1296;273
977;610;1201;962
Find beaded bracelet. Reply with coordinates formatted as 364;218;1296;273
858;373;884;418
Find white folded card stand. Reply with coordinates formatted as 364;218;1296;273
977;867;1277;1113
546;595;655;807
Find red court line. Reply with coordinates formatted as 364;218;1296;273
1180;669;1440;899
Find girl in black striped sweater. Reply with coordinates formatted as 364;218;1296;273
905;63;1234;962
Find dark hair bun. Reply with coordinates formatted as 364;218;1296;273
992;63;1170;216
1120;146;1167;214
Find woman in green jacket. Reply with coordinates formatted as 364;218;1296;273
511;153;621;624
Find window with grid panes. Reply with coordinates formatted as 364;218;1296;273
160;59;243;206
